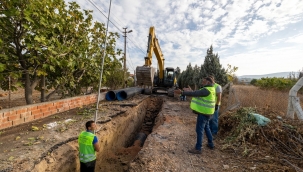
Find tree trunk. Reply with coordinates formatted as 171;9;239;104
40;75;45;102
24;72;33;104
45;86;60;101
24;72;40;105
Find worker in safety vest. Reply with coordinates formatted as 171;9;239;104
208;75;222;139
176;77;216;154
78;121;100;172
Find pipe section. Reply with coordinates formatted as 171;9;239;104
106;87;143;101
105;88;129;101
134;132;147;147
116;87;144;101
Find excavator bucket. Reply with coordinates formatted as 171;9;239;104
136;66;155;87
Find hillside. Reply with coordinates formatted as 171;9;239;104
238;71;299;79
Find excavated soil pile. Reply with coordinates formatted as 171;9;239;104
219;107;303;171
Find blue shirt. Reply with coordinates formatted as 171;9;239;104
87;130;98;144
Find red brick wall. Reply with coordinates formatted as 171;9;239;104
0;93;104;130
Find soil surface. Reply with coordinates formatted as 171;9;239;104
0;91;303;172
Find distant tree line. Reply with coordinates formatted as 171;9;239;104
250;70;303;92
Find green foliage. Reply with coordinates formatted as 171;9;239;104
177;63;197;89
127;77;134;87
200;45;228;86
177;45;228;89
222;107;259;156
250;79;257;85
226;64;238;82
0;0;122;103
104;61;125;90
254;77;298;91
225;107;257;143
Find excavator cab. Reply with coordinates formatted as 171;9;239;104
163;67;175;87
153;67;175;87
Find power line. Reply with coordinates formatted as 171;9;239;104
87;0;146;56
126;42;135;71
87;0;123;33
127;37;146;54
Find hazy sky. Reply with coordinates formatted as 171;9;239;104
65;0;303;76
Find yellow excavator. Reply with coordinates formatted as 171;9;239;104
136;26;177;96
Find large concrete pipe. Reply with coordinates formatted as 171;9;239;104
116;87;144;101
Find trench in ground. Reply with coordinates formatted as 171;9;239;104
95;96;164;171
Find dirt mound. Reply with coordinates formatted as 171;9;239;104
219;107;303;171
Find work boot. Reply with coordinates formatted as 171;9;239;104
188;148;202;154
207;144;215;150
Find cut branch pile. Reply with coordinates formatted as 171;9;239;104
219;107;303;171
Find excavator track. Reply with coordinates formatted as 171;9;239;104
136;66;155;87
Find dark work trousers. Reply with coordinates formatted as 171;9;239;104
80;160;96;172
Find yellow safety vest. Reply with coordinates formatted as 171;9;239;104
78;131;96;163
214;83;221;105
190;86;216;115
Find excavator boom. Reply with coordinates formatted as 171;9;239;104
136;26;176;96
136;26;164;87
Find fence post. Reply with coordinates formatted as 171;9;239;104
287;77;303;120
8;75;11;108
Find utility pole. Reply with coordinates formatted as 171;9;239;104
123;27;132;88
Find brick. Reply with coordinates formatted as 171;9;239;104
29;106;38;111
34;113;43;119
63;103;70;107
39;107;49;113
1;117;8;123
45;104;54;110
37;104;47;109
0;121;12;130
57;108;65;112
83;101;90;105
31;109;41;116
57;102;64;106
69;105;76;109
56;104;64;109
12;118;24;126
20;112;31;118
3;111;16;117
8;114;20;121
64;106;70;111
48;106;57;111
24;115;35;122
50;110;57;114
43;110;52;117
16;108;28;114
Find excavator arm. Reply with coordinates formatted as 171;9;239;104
136;26;165;87
144;27;165;80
